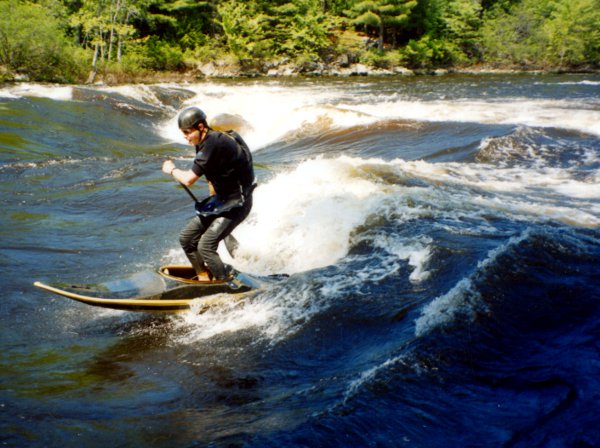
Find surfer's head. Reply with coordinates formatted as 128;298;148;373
178;107;207;130
178;107;208;145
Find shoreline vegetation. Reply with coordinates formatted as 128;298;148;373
2;60;599;87
1;0;598;86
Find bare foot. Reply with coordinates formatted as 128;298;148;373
193;271;212;282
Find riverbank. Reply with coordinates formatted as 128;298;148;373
95;62;600;85
2;60;598;86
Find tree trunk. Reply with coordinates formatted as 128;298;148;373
108;27;115;61
108;0;122;62
87;43;99;84
378;20;385;51
117;36;122;63
117;8;131;63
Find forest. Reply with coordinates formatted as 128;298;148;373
0;0;599;83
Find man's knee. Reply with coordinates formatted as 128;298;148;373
179;230;197;253
179;217;207;253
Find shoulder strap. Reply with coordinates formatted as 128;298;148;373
223;130;256;194
224;130;251;159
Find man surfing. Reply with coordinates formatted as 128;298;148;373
162;107;255;282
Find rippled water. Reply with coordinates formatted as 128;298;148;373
1;74;599;447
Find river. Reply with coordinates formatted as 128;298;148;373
1;74;599;447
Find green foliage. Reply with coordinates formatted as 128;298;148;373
543;0;600;66
322;0;355;15
216;0;334;61
479;0;545;65
149;0;215;50
0;0;84;82
217;1;271;59
404;0;482;64
442;0;482;36
349;0;417;50
361;48;403;68
480;0;600;67
70;0;145;59
1;0;597;83
139;36;185;70
271;0;335;58
406;0;446;37
442;0;482;54
401;34;464;67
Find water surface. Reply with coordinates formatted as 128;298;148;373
1;74;599;447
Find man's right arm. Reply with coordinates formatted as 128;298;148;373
162;160;200;186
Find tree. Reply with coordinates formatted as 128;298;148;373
544;0;600;66
70;0;148;82
441;0;482;59
216;0;335;62
349;0;417;50
479;0;600;67
217;0;270;59
0;0;81;82
147;0;215;50
321;0;355;14
479;0;548;65
270;0;335;58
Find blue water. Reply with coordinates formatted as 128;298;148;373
1;74;599;447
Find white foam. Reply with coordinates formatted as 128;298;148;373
557;80;600;86
157;87;600;146
414;230;531;336
0;83;73;101
343;354;408;404
163;152;598;342
386;159;600;227
365;234;432;282
154;82;371;149
221;153;600;291
173;294;278;342
171;278;337;344
349;98;600;136
230;156;385;275
3;81;598;139
98;84;175;109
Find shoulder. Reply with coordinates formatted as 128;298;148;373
203;130;239;154
205;130;235;145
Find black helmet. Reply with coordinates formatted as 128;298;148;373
178;107;207;129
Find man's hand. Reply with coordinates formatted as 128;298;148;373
162;160;175;175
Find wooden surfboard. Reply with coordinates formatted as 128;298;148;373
34;266;261;313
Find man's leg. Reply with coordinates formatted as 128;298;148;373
198;217;237;280
179;215;213;278
198;199;252;280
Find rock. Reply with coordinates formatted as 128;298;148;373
239;69;261;78
276;65;296;76
371;68;395;76
198;62;216;77
393;67;415;76
347;63;370;76
336;54;350;68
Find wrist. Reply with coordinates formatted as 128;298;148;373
170;167;176;176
